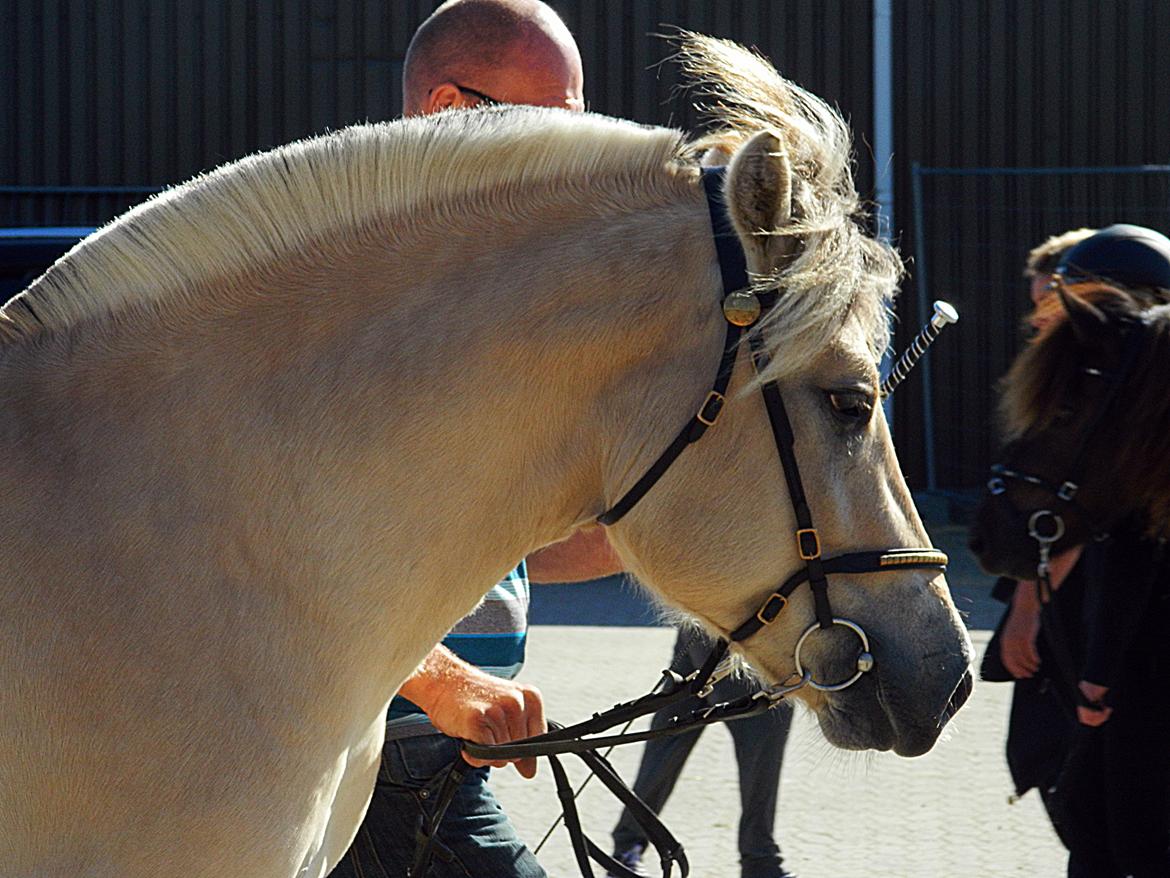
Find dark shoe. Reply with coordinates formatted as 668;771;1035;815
607;843;649;877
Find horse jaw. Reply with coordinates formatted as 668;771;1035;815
967;493;1050;581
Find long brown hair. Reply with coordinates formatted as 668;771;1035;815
1000;282;1170;530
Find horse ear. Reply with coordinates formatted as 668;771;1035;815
1056;282;1108;341
724;130;800;273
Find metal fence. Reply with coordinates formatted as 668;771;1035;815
907;163;1170;494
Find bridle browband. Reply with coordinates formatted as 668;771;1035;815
411;167;950;878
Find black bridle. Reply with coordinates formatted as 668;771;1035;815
410;167;950;878
983;292;1150;720
987;302;1147;580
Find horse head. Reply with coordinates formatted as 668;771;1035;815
601;37;972;757
971;280;1170;580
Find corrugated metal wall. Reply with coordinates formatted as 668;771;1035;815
5;1;1169;492
890;0;1170;492
1;1;874;223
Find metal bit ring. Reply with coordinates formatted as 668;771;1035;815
1027;509;1065;545
793;618;875;692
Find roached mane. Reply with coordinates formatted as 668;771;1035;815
999;284;1170;531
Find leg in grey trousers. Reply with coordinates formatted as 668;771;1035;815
611;628;795;878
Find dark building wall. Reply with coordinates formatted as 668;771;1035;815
5;1;1168;491
890;0;1170;491
2;1;875;222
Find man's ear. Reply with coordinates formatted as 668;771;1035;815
425;83;467;113
1056;281;1109;342
723;130;800;273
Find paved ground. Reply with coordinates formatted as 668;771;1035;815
490;523;1070;877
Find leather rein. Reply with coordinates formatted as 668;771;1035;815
409;167;949;878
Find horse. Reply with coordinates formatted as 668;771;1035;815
970;279;1170;580
0;34;972;878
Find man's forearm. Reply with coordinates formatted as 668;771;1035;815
398;644;478;711
526;527;623;582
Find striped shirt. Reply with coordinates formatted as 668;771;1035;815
385;561;530;739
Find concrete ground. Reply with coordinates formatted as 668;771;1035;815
490;523;1070;877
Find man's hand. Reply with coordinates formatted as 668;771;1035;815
1077;680;1113;727
399;646;547;778
1046;545;1083;590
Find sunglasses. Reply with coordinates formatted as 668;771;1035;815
452;83;503;107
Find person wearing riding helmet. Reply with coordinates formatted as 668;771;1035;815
991;224;1170;878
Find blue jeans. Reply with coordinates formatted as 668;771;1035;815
330;733;547;878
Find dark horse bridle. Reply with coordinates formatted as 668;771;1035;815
986;283;1149;583
410;167;952;878
983;281;1150;717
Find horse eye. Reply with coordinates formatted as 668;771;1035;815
827;390;873;426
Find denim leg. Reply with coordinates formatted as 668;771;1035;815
728;699;792;877
332;734;546;878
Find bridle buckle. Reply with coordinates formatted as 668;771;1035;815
696;390;726;426
796;527;821;561
1056;481;1079;501
754;592;787;627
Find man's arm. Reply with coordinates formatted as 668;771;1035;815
399;645;546;777
526;526;623;583
397;530;620;776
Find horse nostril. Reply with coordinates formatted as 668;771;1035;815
968;534;984;556
941;669;974;725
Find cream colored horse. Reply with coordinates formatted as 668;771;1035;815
0;35;971;878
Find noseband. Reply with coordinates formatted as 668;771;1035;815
987;307;1147;579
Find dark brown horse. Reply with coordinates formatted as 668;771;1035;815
970;281;1170;580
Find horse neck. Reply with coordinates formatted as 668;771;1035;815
12;183;722;684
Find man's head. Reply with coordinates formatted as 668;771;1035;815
403;0;584;116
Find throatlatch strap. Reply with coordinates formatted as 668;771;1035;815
596;167;748;527
701;166;750;293
597;319;742;526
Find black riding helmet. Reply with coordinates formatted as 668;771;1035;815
1056;223;1170;289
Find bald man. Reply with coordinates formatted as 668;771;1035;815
402;0;584;115
329;4;614;877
